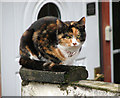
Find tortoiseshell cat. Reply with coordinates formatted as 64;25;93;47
20;16;86;69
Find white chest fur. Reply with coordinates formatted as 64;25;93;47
57;44;81;65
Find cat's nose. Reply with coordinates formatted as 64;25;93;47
73;43;77;46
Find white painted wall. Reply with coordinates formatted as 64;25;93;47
0;2;2;73
82;1;100;79
1;2;28;96
1;1;100;96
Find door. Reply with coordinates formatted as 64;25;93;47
112;1;120;84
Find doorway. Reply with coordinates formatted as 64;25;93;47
112;1;120;84
37;3;61;20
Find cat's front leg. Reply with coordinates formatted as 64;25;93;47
49;62;55;69
43;61;61;69
43;61;56;69
43;60;51;67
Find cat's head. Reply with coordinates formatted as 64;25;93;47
57;17;86;48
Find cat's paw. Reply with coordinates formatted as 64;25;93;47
43;62;51;67
43;61;55;70
49;62;55;69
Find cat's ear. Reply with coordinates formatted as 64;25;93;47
78;17;85;25
56;19;66;28
56;19;67;34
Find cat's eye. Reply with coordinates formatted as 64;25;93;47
66;35;72;39
62;34;67;38
77;34;81;38
62;33;73;39
66;36;70;39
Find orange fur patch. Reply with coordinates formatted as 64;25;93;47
56;19;61;25
20;50;22;55
20;50;26;56
57;48;65;58
39;40;43;43
22;31;28;36
32;30;40;41
71;22;75;25
60;38;72;46
82;17;85;24
46;46;66;61
58;34;63;39
26;46;32;54
43;47;47;50
47;24;56;29
43;30;47;34
77;39;80;42
49;62;55;68
25;46;37;57
44;38;47;41
72;27;79;37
